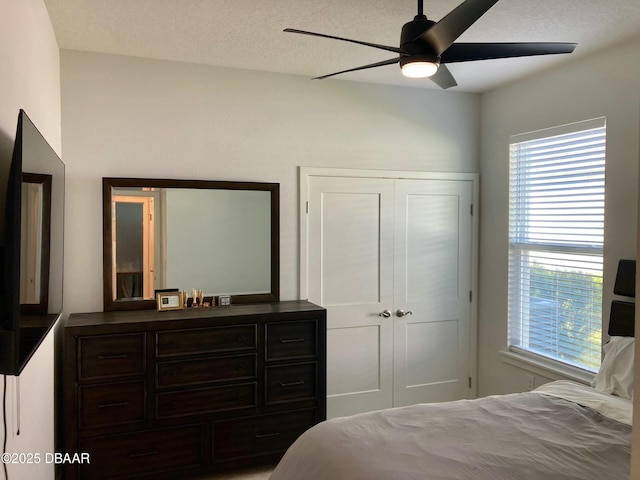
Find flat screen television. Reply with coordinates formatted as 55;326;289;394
0;110;65;374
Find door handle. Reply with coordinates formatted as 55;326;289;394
378;309;392;318
396;309;413;317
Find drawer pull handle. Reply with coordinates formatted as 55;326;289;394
280;338;305;344
254;431;280;439
98;401;129;409
129;450;159;459
237;335;245;342
98;353;128;360
280;380;305;387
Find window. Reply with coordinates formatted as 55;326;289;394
508;118;606;373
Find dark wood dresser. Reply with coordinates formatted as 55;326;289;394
61;301;326;480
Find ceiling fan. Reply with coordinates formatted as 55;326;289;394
284;0;576;89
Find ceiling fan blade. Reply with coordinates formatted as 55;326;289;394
284;28;407;55
417;0;500;56
441;42;577;63
429;64;458;89
313;57;401;80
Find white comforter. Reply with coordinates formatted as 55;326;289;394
270;381;631;480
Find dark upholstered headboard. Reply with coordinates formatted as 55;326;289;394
608;259;635;337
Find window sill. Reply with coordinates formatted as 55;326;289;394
500;349;596;386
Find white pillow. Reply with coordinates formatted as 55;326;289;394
592;336;635;399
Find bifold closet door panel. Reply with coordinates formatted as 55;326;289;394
308;176;395;419
392;179;473;407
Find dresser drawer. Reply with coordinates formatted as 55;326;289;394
157;354;256;388
265;363;317;405
79;381;146;429
79;425;203;480
265;320;317;361
156;382;256;418
213;409;316;461
78;333;146;381
156;325;256;357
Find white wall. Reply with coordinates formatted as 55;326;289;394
0;0;60;478
478;36;640;395
0;1;60;155
60;50;480;313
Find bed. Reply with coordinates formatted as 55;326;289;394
269;378;632;480
270;261;635;480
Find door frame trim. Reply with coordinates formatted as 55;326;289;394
299;166;480;397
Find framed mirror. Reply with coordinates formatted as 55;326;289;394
103;178;279;311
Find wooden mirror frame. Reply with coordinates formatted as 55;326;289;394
103;177;280;311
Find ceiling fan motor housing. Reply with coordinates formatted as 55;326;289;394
400;16;439;62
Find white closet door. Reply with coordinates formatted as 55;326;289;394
307;176;395;418
392;179;473;406
304;170;476;418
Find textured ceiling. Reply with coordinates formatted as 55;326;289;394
44;0;640;92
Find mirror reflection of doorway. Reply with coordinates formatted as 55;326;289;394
21;182;44;303
112;195;155;300
20;172;53;313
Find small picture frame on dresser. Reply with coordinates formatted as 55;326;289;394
157;291;184;311
203;296;214;307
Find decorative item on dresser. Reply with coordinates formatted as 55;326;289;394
61;300;326;480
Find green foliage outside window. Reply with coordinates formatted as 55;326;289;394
528;264;602;370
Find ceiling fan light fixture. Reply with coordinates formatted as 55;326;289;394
401;60;438;78
400;54;439;78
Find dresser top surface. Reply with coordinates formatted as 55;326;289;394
65;300;324;328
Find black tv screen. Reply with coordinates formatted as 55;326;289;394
0;110;64;374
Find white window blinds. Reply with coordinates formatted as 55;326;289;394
508;118;606;372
